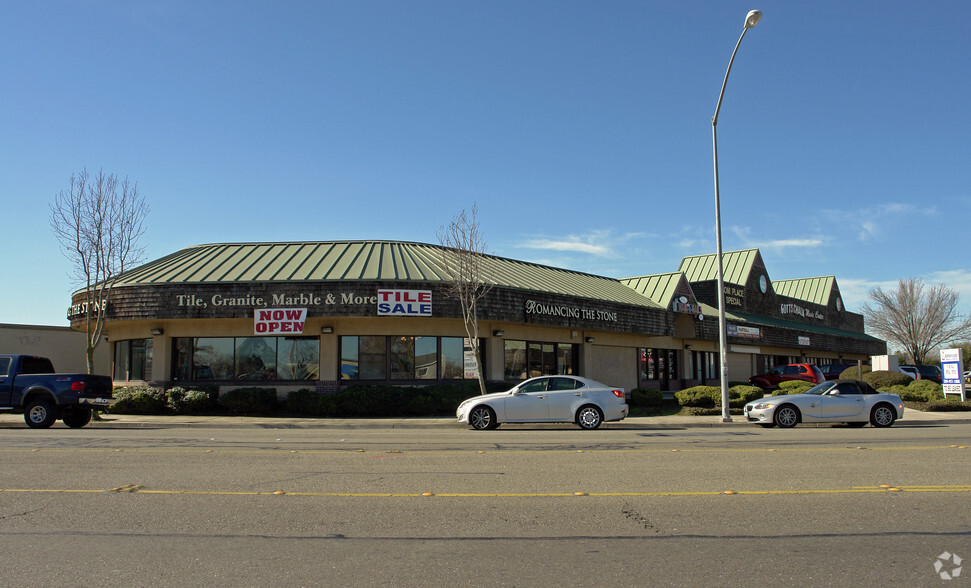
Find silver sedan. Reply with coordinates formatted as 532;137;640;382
456;375;628;430
744;379;904;428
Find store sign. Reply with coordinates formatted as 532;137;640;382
673;296;702;315
727;324;761;339
463;338;479;379
377;289;432;316
780;302;825;321
941;348;966;401
525;299;618;322
798;336;811;346
67;298;110;320
254;308;307;335
724;286;745;306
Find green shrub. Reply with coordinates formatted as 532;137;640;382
675;385;762;409
418;382;484;414
631;387;663;408
219;387;278;415
772;380;815;396
729;385;765;407
864;370;913;389
285;388;335;416
882;384;921;401
923;399;971;411
166;387;219;414
908;380;944;401
110;386;168;414
675;386;718;408
839;365;871;379
404;394;435;416
332;385;402;417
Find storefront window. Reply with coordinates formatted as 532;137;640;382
556;343;574;375
639;348;678;385
340;336;359;380
236;337;277;380
194;338;235;380
390;336;415;380
114;339;153;381
340;335;479;381
705;352;718;380
441;337;464;379
416;336;437;379
505;340;576;380
172;337;318;382
359;336;387;379
504;340;527;379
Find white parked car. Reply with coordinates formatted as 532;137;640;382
457;375;627;430
743;379;904;428
898;366;919;380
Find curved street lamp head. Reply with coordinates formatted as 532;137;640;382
745;10;762;29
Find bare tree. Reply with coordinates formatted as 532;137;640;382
437;204;493;395
861;278;971;365
50;168;149;374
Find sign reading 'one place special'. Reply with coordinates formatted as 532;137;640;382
377;289;432;316
254;308;307;335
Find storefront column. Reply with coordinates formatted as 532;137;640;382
485;336;505;382
152;333;170;387
319;332;338;381
579;339;594;378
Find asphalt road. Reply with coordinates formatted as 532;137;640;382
1;422;968;587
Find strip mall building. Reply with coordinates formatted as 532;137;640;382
70;241;885;395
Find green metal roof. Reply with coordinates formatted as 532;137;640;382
678;249;761;286
619;272;687;307
113;241;664;308
773;276;836;306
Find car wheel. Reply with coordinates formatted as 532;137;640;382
24;399;58;429
576;405;603;430
62;407;92;428
773;405;799;428
469;406;497;430
847;421;867;428
870;404;896;428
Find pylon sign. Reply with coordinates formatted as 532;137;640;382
941;348;966;401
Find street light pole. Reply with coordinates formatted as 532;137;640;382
712;9;762;422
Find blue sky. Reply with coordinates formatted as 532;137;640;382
3;1;970;327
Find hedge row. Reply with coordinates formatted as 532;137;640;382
674;385;764;409
109;382;506;417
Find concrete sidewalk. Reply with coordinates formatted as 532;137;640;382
3;409;969;430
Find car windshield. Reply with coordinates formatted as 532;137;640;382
804;382;837;395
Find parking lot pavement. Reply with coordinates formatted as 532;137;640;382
2;409;970;429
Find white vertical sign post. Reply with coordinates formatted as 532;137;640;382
940;348;966;402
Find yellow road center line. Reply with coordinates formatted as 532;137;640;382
2;486;970;497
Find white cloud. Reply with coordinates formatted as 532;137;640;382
518;229;633;258
730;227;822;251
520;238;612;256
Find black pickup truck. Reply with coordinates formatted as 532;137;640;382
0;354;113;428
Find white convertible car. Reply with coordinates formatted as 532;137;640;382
744;379;904;428
457;375;628;430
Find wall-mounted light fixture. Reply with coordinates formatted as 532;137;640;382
684;344;692;350
321;326;334;334
585;337;595;343
151;328;164;336
493;330;504;337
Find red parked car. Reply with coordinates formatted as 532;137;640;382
748;364;825;389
